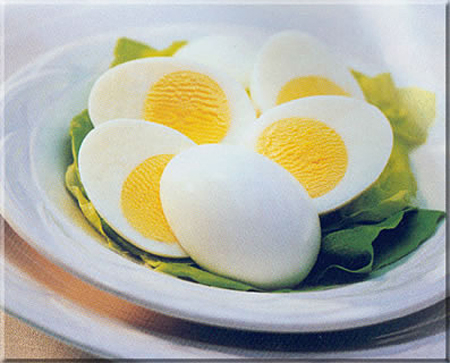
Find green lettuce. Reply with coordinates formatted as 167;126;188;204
336;138;417;224
330;71;436;224
110;37;187;67
65;110;154;262
307;208;445;285
351;71;436;150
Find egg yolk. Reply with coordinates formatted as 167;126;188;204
121;154;177;243
276;76;349;105
143;71;231;144
256;118;348;198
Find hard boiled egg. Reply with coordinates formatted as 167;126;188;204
174;35;259;89
160;144;321;289
239;96;393;214
78;119;196;257
250;31;364;112
88;58;256;144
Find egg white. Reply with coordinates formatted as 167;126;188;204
239;96;394;214
78;119;196;257
250;31;365;112
174;34;259;89
160;144;321;289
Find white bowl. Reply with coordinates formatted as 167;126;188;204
1;22;446;333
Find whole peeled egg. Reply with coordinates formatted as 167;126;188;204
160;144;321;290
250;31;365;112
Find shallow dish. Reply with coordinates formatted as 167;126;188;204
1;23;446;333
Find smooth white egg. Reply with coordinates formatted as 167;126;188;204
250;31;365;112
78;119;196;258
238;96;393;214
174;35;259;89
160;144;321;290
88;57;256;144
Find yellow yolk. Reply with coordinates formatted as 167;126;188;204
276;76;350;105
256;118;348;198
121;154;177;243
143;71;231;144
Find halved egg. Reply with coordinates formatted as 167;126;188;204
239;96;393;214
88;57;256;144
160;144;321;289
250;31;365;112
174;34;259;89
78;119;196;257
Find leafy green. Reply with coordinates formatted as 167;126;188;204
110;37;187;67
307;208;445;284
316;71;441;285
332;71;436;224
322;211;406;273
69;110;93;162
65;111;149;261
337;138;417;223
146;259;259;291
351;71;435;150
372;209;445;270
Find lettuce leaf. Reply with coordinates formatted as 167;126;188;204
351;71;436;150
307;208;445;285
65;111;151;261
145;259;258;291
111;37;187;67
372;209;445;270
330;71;436;224
337;138;417;223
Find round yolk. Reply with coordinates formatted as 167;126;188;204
143;71;231;144
276;76;350;105
121;154;177;243
256;118;348;198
